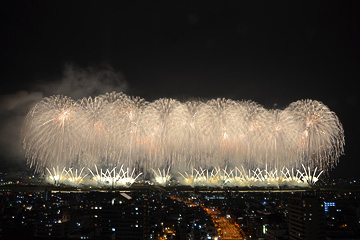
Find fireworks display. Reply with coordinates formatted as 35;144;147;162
22;92;344;187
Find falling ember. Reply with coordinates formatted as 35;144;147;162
22;92;344;187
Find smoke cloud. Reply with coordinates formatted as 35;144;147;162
0;64;127;170
39;64;127;99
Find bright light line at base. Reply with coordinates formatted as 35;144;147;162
45;165;322;187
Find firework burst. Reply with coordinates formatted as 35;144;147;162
22;92;344;187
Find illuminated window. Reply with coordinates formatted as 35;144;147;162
324;202;335;212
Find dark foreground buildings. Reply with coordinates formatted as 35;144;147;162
288;197;325;240
1;183;360;239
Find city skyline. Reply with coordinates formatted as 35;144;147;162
1;180;360;239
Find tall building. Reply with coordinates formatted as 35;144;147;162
288;197;325;240
90;201;148;240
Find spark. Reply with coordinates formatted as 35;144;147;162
152;167;171;185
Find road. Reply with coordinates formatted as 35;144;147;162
169;194;247;240
203;206;246;240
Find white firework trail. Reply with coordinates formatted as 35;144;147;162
22;92;344;187
46;166;67;186
64;167;88;185
88;165;142;187
152;167;171;185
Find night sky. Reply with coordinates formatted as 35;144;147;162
1;1;359;179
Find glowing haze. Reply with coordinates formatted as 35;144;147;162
22;92;344;186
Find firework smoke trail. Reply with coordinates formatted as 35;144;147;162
22;92;344;186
